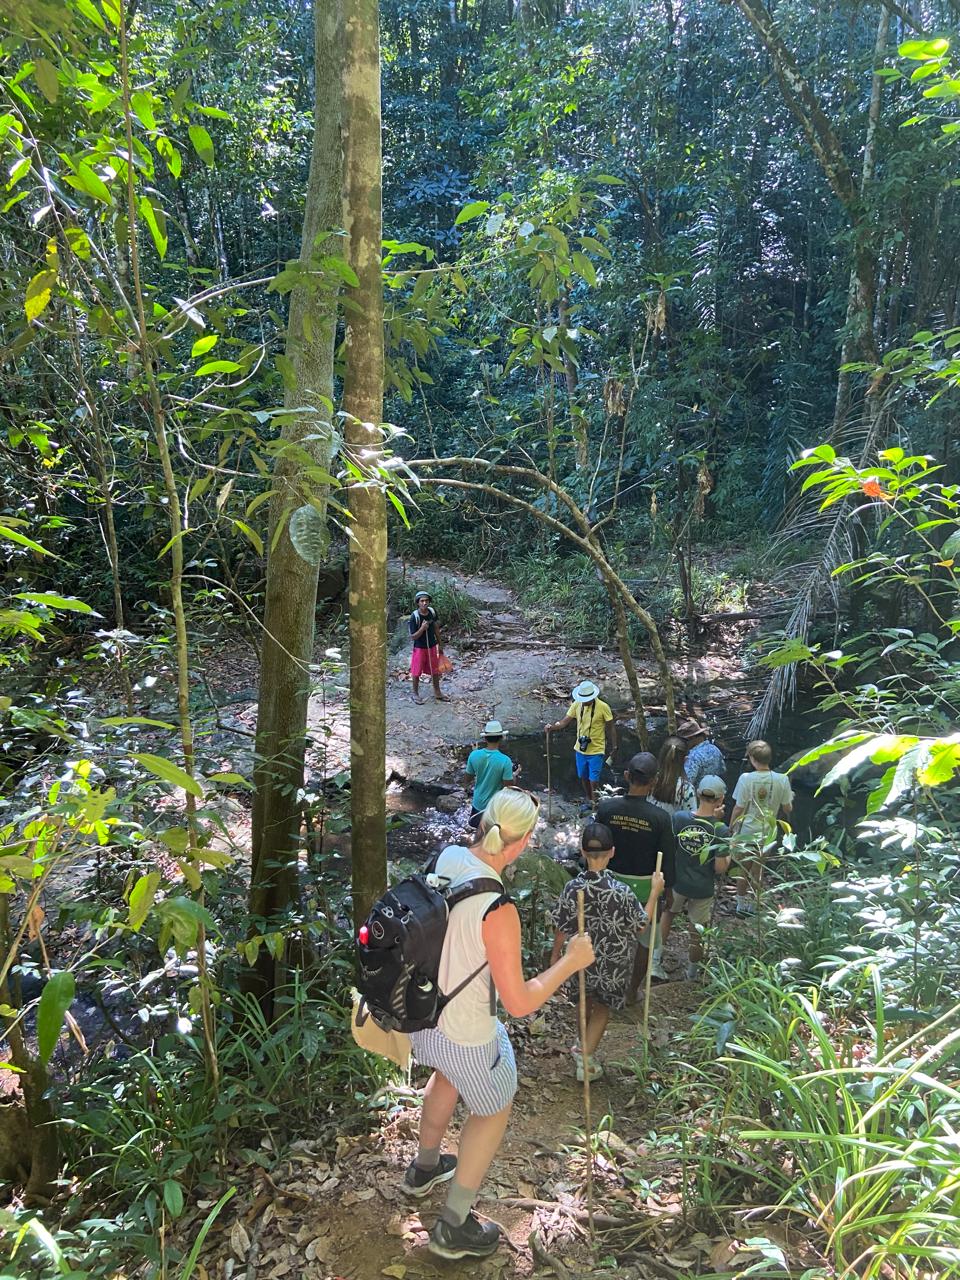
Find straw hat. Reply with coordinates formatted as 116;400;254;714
483;720;504;736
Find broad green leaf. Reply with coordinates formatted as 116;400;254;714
131;90;156;131
155;897;215;955
195;359;240;376
100;0;121;25
188;124;214;166
917;736;960;787
156;135;182;178
571;251;597;286
191;333;218;357
787;733;874;772
160;827;189;853
454;199;489;225
14;592;92;613
133;753;203;797
288;504;327;565
128;871;161;931
25;269;56;323
0;524;52;556
231;519;263;556
7;156;30;189
102;715;176;728
139;195;167;259
75;0;107;29
163;1179;185;1219
37;971;75;1064
818;735;906;790
65;161;111;204
899;37;950;59
207;771;253;788
33;58;59;103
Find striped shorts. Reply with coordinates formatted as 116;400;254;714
410;1020;518;1116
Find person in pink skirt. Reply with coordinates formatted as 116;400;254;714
409;590;450;704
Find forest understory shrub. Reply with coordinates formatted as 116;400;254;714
681;957;960;1279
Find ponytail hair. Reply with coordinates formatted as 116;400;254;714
651;736;688;804
475;787;539;856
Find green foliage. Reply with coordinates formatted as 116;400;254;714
686;960;960;1278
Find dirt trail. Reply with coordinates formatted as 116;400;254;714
190;560;795;1277
306;560;648;789
207;954;724;1280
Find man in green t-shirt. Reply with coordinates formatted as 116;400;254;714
464;720;514;829
545;680;617;815
666;775;731;980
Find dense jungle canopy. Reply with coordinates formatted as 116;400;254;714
2;0;960;1275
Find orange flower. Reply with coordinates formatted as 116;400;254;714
861;478;887;499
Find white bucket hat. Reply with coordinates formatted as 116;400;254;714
483;720;504;736
571;680;600;703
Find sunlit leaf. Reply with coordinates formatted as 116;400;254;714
24;269;56;323
188;123;215;167
128;871;161;931
454;199;489;225
132;753;203;797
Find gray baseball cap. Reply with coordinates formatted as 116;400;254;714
697;774;726;799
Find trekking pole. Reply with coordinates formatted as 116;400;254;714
576;889;595;1246
546;729;553;822
641;851;664;1050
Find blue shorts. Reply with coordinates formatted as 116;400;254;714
575;751;604;782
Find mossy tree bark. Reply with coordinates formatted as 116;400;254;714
342;0;388;928
248;0;343;1008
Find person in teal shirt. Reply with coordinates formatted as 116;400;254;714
465;721;514;829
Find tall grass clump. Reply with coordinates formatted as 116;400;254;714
684;958;960;1278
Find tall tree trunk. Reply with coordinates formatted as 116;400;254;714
248;0;343;1008
342;0;388;928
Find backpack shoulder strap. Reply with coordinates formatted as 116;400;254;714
446;877;507;909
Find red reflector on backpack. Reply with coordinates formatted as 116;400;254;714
358;925;369;945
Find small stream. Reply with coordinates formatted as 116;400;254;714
380;694;854;871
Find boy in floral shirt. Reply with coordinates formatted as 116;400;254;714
550;823;664;1080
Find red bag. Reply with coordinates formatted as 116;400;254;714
436;654;454;676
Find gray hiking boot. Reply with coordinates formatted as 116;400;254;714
428;1212;501;1260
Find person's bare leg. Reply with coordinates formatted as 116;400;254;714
418;1070;459;1152
449;1103;512;1193
584;1001;610;1056
432;674;449;701
689;929;705;965
412;674;425;704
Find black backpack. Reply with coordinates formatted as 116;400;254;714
356;861;506;1033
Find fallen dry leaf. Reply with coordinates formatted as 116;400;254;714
229;1219;250;1259
709;1238;740;1271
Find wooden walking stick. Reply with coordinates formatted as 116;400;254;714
576;889;595;1244
641;851;663;1047
546;728;553;822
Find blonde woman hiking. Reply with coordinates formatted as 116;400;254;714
405;787;595;1260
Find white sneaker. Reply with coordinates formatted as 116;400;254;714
685;961;700;981
736;897;757;917
649;949;668;981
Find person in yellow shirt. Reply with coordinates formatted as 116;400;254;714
546;680;617;814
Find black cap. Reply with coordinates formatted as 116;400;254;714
627;751;658;782
582;821;615;853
